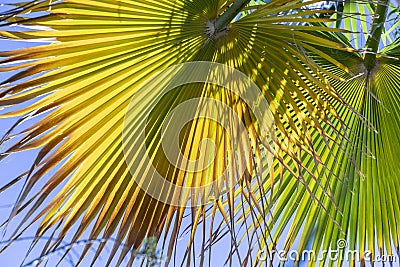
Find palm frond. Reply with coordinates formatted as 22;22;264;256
249;21;400;267
2;1;398;266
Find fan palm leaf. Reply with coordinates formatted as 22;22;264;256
0;0;398;266
243;1;400;266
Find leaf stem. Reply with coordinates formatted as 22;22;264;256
364;0;389;72
214;0;252;32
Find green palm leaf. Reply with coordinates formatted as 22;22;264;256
246;2;400;266
0;0;399;266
